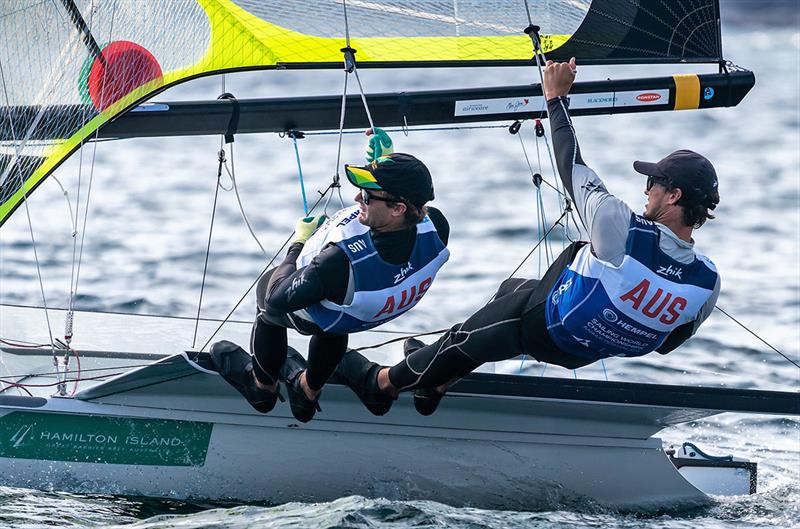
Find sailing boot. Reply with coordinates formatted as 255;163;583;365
279;350;321;423
404;337;446;416
334;350;395;416
210;340;283;413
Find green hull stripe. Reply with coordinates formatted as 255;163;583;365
0;411;212;466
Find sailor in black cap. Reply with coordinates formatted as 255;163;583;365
210;130;450;422
341;58;721;417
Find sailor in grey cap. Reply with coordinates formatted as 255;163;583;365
338;58;722;417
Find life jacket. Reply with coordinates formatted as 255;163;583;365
293;206;449;333
545;213;718;359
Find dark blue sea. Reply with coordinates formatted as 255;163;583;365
0;6;798;529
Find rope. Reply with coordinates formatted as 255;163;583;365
289;131;309;214
191;149;225;348
198;182;338;351
225;144;269;256
50;176;77;235
303;124;511;136
505;211;568;281
353;328;449;353
328;70;349;216
0;57;58;377
324;0;377;216
715;305;799;370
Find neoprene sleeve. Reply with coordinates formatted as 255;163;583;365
546;95;720;343
264;207;449;316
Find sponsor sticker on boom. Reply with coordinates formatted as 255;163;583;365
636;93;662;102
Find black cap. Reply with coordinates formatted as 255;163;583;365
633;149;720;210
344;153;434;208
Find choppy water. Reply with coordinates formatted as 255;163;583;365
0;11;799;529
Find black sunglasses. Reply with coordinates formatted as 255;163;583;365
646;175;672;191
360;188;403;206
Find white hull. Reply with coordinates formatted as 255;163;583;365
1;348;774;511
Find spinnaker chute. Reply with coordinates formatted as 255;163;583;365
0;0;732;227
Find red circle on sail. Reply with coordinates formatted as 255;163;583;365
88;41;162;111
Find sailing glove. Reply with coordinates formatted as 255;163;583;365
365;127;393;162
292;215;327;245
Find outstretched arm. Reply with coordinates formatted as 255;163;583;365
544;58;632;265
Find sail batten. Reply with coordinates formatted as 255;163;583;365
0;0;734;227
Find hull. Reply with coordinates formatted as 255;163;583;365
0;348;758;511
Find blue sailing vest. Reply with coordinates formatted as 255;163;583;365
294;206;449;334
545;214;718;360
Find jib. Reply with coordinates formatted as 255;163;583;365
619;279;687;324
373;277;433;318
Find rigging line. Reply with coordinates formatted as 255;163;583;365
532;127;554;263
0;57;56;365
49;176;77;234
199;183;336;351
340;0;376;143
58;0;106;66
327;70;350;216
0;362;157;381
353;328;449;353
522;0;533;26
227;144;269;257
0;337;50;348
515;129;561;195
341;0;352;47
62;1;113;392
303;124;510;136
0;372;124;389
192;152;225;349
520;2;548;93
70;113;101;319
0;305;439;337
290;132;309;214
516;130;549;268
518;4;583;245
714;305;800;370
352;67;376;132
0;302;255;325
506;210;569;280
541;124;581;238
218;159;234;191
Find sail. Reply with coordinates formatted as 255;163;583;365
0;0;725;227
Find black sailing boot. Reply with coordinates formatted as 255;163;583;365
404;337;446;416
334;350;395;416
210;340;283;413
279;349;321;423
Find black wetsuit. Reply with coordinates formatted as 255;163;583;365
387;96;719;391
252;207;449;391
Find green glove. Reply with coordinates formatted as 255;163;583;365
292;215;327;244
365;127;394;162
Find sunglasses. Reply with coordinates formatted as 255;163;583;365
360;188;403;206
646;175;672;191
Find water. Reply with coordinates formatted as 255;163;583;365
0;12;798;529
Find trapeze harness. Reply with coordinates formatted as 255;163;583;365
291;206;450;334
545;213;718;360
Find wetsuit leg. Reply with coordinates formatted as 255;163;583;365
250;268;289;384
494;277;540;298
388;287;532;391
305;333;349;391
250;316;287;384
